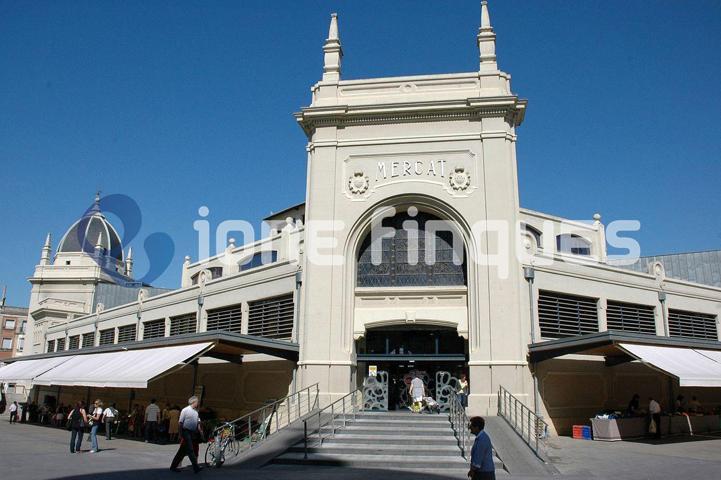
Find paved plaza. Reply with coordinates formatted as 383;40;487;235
1;420;721;479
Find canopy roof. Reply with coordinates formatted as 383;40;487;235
528;331;721;388
0;332;299;388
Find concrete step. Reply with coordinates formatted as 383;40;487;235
338;426;456;436
271;452;469;469
321;434;459;445
341;419;452;428
289;444;463;457
355;411;449;421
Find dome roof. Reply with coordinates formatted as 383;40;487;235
57;195;124;262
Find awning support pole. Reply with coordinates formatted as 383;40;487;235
524;266;542;421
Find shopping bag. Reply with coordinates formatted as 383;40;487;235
649;419;657;434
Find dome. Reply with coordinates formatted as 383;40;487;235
57;195;124;262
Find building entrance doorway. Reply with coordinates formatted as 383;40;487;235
356;327;467;411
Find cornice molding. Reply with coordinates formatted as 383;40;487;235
295;96;527;137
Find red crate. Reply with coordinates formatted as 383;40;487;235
572;425;592;439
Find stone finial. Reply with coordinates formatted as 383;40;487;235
94;233;103;254
228;237;236;249
322;13;343;82
40;233;52;266
478;1;497;72
125;247;134;277
593;213;602;224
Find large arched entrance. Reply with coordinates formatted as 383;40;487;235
351;207;470;410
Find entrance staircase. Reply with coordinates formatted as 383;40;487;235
268;411;506;477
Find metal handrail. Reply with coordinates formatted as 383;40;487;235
209;383;320;467
302;389;363;459
449;391;471;459
497;385;548;456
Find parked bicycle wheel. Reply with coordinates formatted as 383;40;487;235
204;439;224;467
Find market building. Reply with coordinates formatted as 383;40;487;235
2;2;721;436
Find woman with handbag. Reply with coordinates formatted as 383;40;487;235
88;399;104;453
68;401;88;453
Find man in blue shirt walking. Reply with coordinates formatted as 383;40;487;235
469;416;495;480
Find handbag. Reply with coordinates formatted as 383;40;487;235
649;418;657;434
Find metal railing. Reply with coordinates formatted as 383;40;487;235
208;383;319;467
449;391;471;459
303;389;363;459
497;385;548;456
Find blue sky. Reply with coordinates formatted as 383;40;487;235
1;0;720;306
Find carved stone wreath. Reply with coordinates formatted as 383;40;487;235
449;166;471;191
348;170;369;195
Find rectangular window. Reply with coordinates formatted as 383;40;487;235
68;335;80;350
56;338;65;351
1;338;12;350
206;304;243;334
538;290;599;339
20;320;26;334
47;339;55;352
606;301;657;335
143;319;165;340
17;337;24;351
4;319;16;330
170;313;197;336
82;333;95;348
117;324;137;344
99;329;115;346
668;309;718;340
248;294;294;339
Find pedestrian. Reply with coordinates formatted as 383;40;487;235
408;372;425;413
145;398;161;443
20;401;28;423
88;399;104;453
458;373;469;409
648;397;662;439
103;403;118;440
167;405;180;443
68;401;88;453
169;396;203;473
8;401;18;423
468;416;495;480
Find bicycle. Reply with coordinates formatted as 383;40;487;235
204;422;239;467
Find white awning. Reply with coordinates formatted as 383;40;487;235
619;343;721;387
0;356;77;383
32;342;213;389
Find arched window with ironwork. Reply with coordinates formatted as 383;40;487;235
356;211;467;287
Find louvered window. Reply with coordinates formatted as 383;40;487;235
143;319;165;339
47;339;55;353
606;301;657;335
99;328;115;346
117;324;137;343
82;333;95;348
668;309;718;340
56;338;66;351
248;294;294;339
207;304;243;334
170;313;197;336
538;291;598;338
68;335;80;350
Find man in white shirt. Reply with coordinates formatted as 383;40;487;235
170;396;203;473
103;403;118;440
144;399;161;443
648;397;662;439
8;401;18;424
